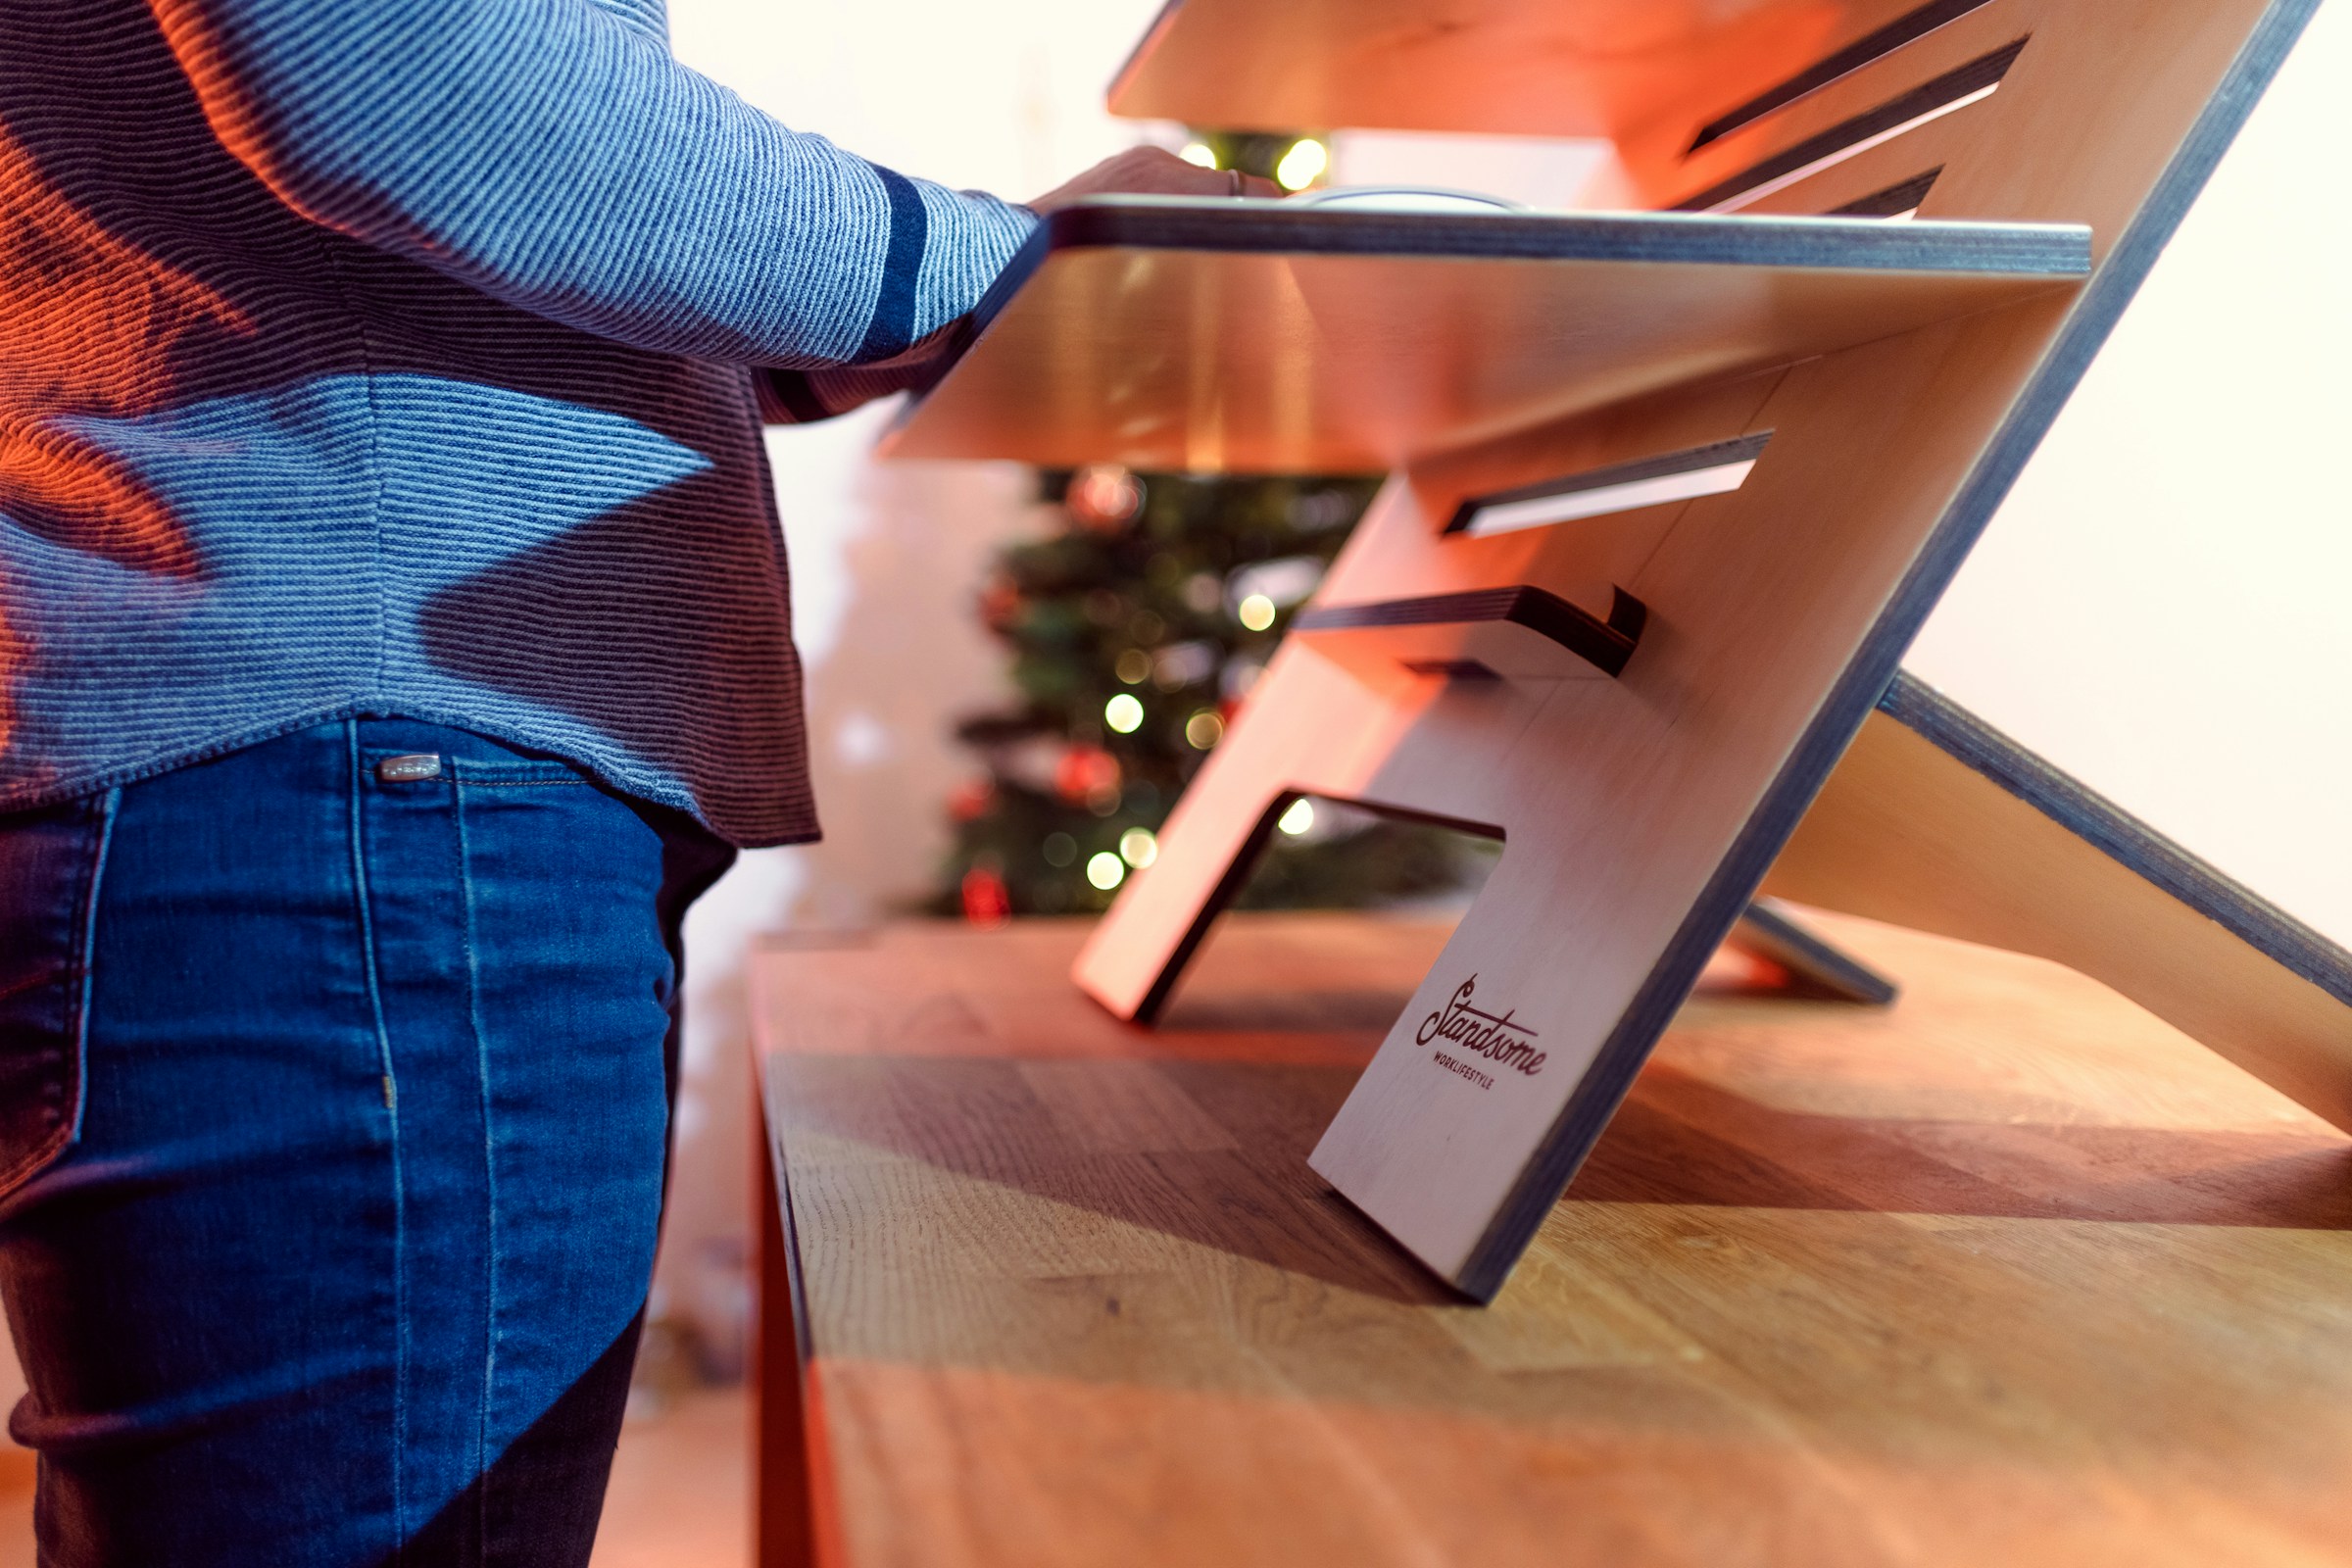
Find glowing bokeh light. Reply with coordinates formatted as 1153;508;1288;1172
1275;137;1329;191
1118;827;1157;868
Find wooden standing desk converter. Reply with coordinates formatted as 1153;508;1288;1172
883;0;2350;1299
751;913;2352;1568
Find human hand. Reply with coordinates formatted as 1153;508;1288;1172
1027;146;1282;215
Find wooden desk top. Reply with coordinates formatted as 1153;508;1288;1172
752;912;2352;1567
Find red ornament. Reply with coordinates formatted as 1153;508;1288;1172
1065;465;1143;531
948;776;996;822
977;573;1022;633
1053;744;1121;805
959;866;1011;929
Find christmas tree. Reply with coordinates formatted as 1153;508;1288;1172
932;463;1494;922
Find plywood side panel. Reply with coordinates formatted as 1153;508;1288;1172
1308;299;2073;1286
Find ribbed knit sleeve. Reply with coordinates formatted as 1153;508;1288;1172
144;0;1039;367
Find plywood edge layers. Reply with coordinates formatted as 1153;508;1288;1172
1032;202;2090;271
1448;0;2324;1302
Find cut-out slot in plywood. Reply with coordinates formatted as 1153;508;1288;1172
1688;0;2002;151
1446;433;1772;537
883;201;2087;475
1832;168;1946;217
1294;585;1648;683
1107;0;1962;143
1673;38;2026;212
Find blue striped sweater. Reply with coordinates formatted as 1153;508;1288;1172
0;0;1038;844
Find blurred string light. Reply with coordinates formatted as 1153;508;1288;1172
1118;827;1158;868
1177;132;1328;191
1275;137;1329;191
1228;555;1325;611
1113;649;1152;685
1278;797;1316;836
1237;594;1277;632
1184;709;1224;750
1087;852;1126;891
1103;693;1145;733
1042;832;1077;868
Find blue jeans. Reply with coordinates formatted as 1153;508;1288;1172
0;719;734;1565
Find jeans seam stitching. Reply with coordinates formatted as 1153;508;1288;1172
451;775;499;1561
348;719;409;1560
64;790;117;1148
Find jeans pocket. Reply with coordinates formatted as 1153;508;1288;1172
0;791;113;1198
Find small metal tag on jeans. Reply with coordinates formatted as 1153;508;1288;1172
376;753;444;784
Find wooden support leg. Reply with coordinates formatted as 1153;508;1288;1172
1730;899;1900;1004
1073;640;1452;1020
1765;676;2352;1130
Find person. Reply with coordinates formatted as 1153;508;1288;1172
0;1;1274;1562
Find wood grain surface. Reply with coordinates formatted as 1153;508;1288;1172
754;913;2352;1568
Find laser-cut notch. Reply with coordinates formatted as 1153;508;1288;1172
1295;586;1648;682
1832;168;1945;219
1445;433;1772;540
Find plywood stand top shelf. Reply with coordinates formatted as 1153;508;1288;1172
881;199;2085;473
753;912;2352;1568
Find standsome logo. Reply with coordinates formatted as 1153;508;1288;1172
1415;977;1545;1092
